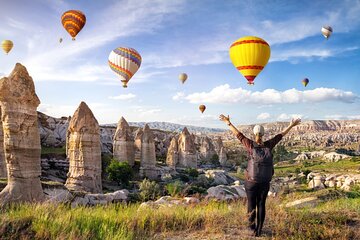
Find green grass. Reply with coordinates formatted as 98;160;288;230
1;194;359;240
275;157;360;177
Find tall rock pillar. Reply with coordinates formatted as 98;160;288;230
0;63;44;205
65;102;102;193
140;124;158;179
113;117;135;166
178;127;197;168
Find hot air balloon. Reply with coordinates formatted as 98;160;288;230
61;10;86;40
229;36;270;85
1;40;13;54
199;105;206;113
179;73;188;84
59;38;63;43
108;47;142;88
302;78;309;87
321;26;333;39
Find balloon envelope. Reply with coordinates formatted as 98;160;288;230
1;40;13;54
321;26;333;39
229;36;270;85
179;73;188;84
302;78;309;87
199;105;206;113
108;47;142;88
61;10;86;40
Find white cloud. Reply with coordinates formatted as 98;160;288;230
325;114;360;120
277;113;303;121
257;112;271;120
109;93;136;100
176;84;358;104
172;92;185;101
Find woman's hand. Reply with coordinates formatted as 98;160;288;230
219;114;231;125
290;118;301;127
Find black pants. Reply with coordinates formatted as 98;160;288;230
244;180;270;236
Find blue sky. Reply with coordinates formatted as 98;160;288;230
0;0;359;128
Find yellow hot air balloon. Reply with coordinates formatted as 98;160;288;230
179;73;188;84
229;36;270;85
199;104;206;113
2;40;13;54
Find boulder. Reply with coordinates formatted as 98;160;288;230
65;102;102;193
206;185;246;201
138;196;199;209
205;170;236;185
0;63;45;206
44;188;73;203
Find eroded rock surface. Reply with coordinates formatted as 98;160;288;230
65;102;102;193
113;117;135;166
0;63;44;205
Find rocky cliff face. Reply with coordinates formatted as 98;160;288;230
65;102;102;193
38;112;70;147
222;120;360;149
0;63;44;205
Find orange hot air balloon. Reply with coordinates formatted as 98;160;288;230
229;36;271;85
61;10;86;40
199;105;206;113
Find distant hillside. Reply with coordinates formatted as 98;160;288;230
222;120;360;149
102;122;226;134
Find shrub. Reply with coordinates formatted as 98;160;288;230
194;174;212;189
183;184;207;196
166;181;185;197
185;168;199;179
179;174;190;182
139;179;162;201
106;160;134;186
210;154;220;166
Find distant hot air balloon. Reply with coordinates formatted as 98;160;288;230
59;38;63;43
199;104;206;113
1;40;13;54
61;10;86;40
302;78;309;87
229;36;270;85
321;26;333;39
108;47;142;88
179;73;188;84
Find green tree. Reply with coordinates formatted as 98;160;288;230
106;160;134;186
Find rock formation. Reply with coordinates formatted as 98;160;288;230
213;136;224;154
65;102;102;193
0;63;44;205
0;108;6;178
219;147;228;166
134;128;143;151
113;117;135;166
166;136;179;169
199;136;217;162
140;124;158;179
177;127;197;168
